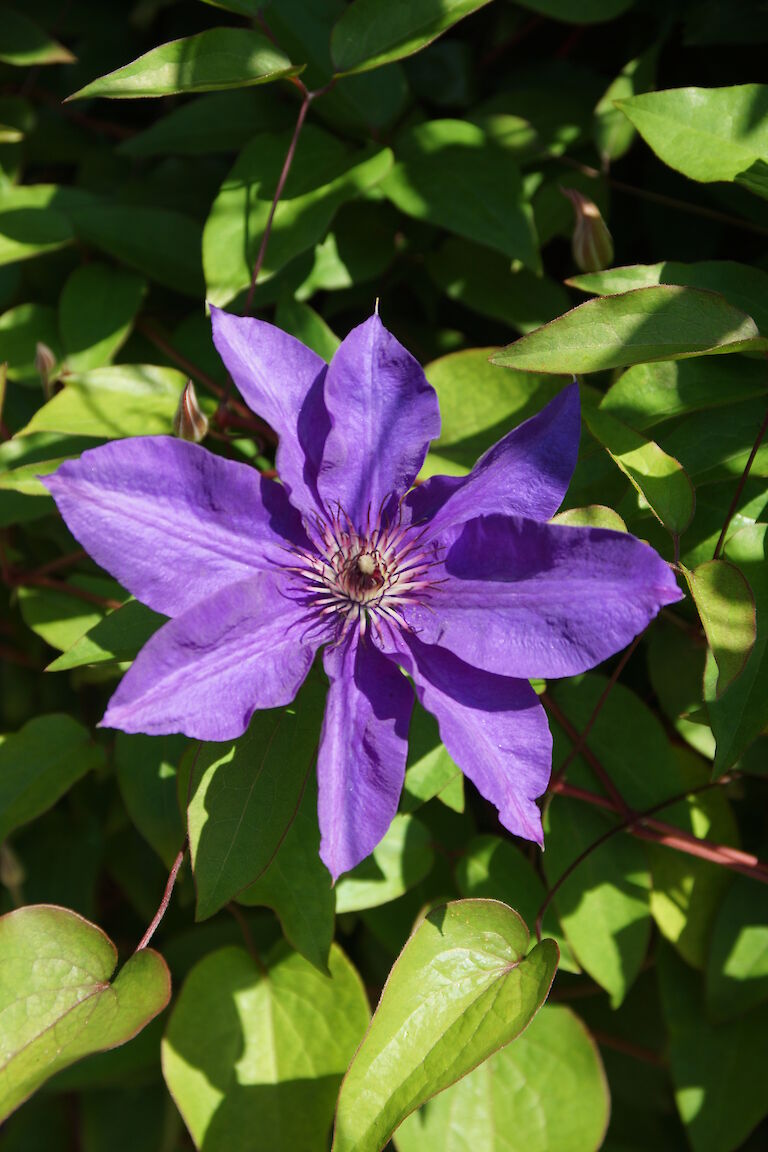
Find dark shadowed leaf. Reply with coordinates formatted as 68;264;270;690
0;9;74;67
189;675;326;919
685;560;756;696
238;774;335;973
115;733;187;869
59;264;146;372
706;869;768;1020
46;599;166;672
0;714;105;842
335;814;434;913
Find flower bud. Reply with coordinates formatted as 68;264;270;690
173;379;209;443
34;341;57;397
561;187;614;273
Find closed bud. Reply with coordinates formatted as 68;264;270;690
561;187;614;273
173;379;209;443
34;341;57;397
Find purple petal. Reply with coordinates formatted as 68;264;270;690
406;381;580;529
386;634;550;844
101;574;323;740
317;315;440;525
43;437;304;618
210;306;329;517
318;631;413;881
406;514;683;679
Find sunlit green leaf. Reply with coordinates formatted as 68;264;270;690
162;941;369;1152
685;559;755;696
330;0;493;76
68;29;302;101
46;599;165;672
616;84;768;184
333;900;558;1152
382;119;538;272
0;905;169;1122
584;406;695;534
492;287;766;374
59;264;146;372
21;365;187;439
592;48;658;164
203;126;392;305
335;814;433;913
394;1004;609;1152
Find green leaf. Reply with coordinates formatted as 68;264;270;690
544;798;651;1006
274;299;340;362
188;675;326;919
401;704;463;815
568;260;768;336
46;599;165;672
0;303;62;384
382;119;538;272
0;905;170;1122
735;157;768;200
332;899;558;1152
658;945;768;1152
59;264;146;372
592;48;658;165
685;560;756;696
238;774;335;973
709;525;768;773
647;618;715;759
706;870;768;1020
68;29;301;101
0;197;72;266
514;0;633;21
455;835;580;973
335;814;434;913
583;406;695;534
426;237;570;334
67;204;204;296
0;9;74;67
0;714;105;842
120;88;294;158
203;126;392;305
115;733;187;869
616;85;768;184
21;365;187;438
551;504;627;531
394;1004;609;1152
162;941;369;1152
422;348;566;475
491;286;766;374
330;0;493;76
17;576;119;652
599;356;768;431
645;747;739;969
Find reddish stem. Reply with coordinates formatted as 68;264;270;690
135;846;186;952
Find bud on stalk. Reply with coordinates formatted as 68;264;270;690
34;341;57;398
173;379;209;443
561;187;614;273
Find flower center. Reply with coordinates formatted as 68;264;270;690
282;502;440;639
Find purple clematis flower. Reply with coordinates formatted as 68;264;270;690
44;310;682;880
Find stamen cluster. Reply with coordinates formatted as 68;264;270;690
284;503;439;639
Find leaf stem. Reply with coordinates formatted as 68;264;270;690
713;395;768;560
135;845;186;952
536;777;768;941
559;155;768;239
